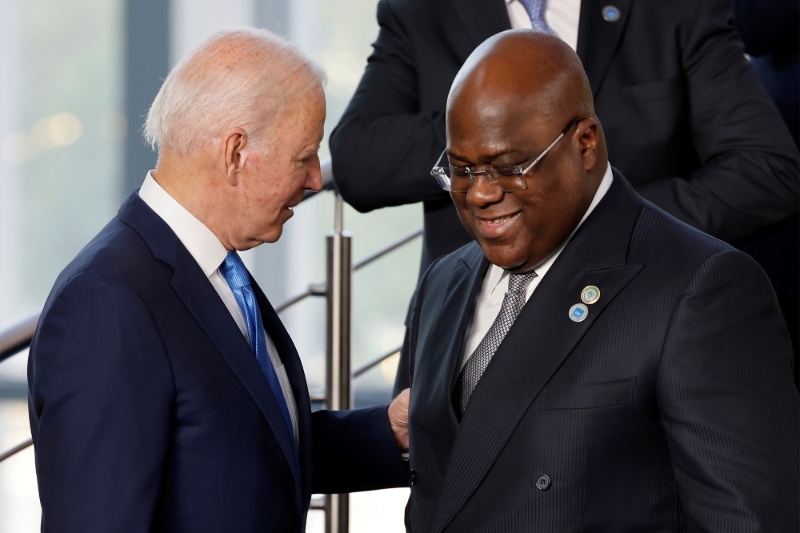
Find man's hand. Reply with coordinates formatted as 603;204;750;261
388;388;410;452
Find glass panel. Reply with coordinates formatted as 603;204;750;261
0;0;124;528
0;0;124;330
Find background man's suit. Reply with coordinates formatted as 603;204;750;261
28;193;407;532
329;0;800;386
404;172;799;532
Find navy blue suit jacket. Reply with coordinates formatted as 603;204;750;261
404;172;799;532
28;193;407;532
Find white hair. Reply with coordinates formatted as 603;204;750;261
144;28;325;154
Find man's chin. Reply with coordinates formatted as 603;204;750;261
262;228;283;244
479;242;526;270
244;226;283;247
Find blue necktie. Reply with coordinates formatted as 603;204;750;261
219;251;296;449
519;0;554;34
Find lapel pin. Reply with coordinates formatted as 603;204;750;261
602;5;621;21
569;303;589;322
581;285;600;305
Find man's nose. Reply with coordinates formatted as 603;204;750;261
304;155;323;192
465;172;504;206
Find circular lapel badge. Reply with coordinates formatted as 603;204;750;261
569;303;589;322
602;5;621;21
581;285;600;305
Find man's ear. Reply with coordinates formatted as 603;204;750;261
577;117;599;171
224;128;248;184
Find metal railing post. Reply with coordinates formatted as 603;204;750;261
325;192;352;533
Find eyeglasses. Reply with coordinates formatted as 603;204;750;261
430;119;581;193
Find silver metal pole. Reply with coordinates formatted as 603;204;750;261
325;193;352;533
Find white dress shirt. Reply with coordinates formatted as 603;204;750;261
462;163;613;366
138;172;299;444
506;0;582;52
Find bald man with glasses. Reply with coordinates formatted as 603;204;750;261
402;30;798;533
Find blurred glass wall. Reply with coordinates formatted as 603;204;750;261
0;0;124;529
0;0;419;530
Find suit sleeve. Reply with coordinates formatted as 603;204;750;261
635;0;799;245
28;273;174;533
656;250;800;531
329;0;449;213
394;254;444;394
311;406;408;493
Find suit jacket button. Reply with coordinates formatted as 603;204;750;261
410;469;417;486
536;475;551;491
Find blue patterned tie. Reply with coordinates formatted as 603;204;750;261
519;0;554;34
219;251;296;449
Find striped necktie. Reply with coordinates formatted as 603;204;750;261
519;0;555;34
455;271;537;415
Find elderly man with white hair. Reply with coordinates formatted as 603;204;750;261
28;28;409;533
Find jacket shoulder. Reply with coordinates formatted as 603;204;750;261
422;241;483;286
47;216;160;307
631;201;740;275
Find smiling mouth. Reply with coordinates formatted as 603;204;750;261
477;212;520;238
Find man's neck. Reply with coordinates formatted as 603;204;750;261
152;148;235;250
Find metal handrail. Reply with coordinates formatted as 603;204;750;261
354;346;402;378
353;229;423;271
0;439;32;462
0;312;39;363
273;228;422;314
274;283;326;314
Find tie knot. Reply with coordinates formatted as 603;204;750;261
508;271;537;294
219;251;251;290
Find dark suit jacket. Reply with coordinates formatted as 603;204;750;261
27;193;407;533
330;0;799;274
403;172;799;532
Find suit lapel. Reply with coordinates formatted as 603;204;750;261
577;0;633;97
416;250;488;476
252;282;314;509
118;194;303;509
430;173;644;533
168;252;303;505
440;0;511;63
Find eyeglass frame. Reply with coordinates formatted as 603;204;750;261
430;118;582;193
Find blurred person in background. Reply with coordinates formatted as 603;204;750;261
28;28;409;533
330;0;800;391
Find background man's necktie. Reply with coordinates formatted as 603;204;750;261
220;251;297;448
519;0;555;34
456;271;538;415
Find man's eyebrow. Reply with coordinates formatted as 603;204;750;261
297;144;321;159
447;148;522;164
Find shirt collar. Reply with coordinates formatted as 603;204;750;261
485;162;614;295
138;171;229;277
